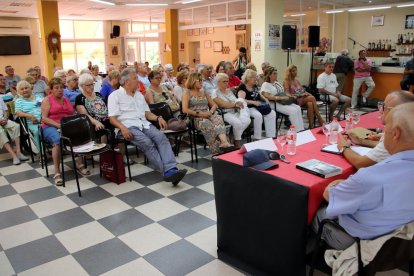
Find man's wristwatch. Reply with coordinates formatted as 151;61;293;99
156;116;162;121
341;145;350;155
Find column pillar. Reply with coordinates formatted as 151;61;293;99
251;0;285;74
37;0;62;79
165;9;179;70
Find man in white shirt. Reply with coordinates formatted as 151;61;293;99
108;68;187;185
317;62;351;121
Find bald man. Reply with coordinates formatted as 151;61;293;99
338;90;414;169
313;102;414;250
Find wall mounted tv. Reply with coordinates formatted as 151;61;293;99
0;36;31;55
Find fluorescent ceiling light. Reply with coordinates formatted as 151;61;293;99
397;3;414;7
125;3;168;6
325;10;344;14
90;0;115;5
290;13;305;17
176;0;202;4
348;6;391;12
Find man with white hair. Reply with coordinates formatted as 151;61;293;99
108;68;187;185
261;62;270;75
137;63;150;88
333;49;354;93
312;102;414;250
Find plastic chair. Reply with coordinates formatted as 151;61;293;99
309;219;414;276
60;114;110;197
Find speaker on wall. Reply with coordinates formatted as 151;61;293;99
282;25;297;50
308;26;320;47
112;25;120;38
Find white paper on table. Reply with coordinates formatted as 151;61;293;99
239;137;277;153
322;144;372;156
296;130;317;146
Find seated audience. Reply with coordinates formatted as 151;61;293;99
261;67;304;131
145;70;180;116
76;73;111;143
41;78;88;186
173;70;188;103
338;90;414;169
102;64;115;84
238;69;276;140
177;63;190;73
108;68;187;185
27;67;47;98
245;63;257;72
15;80;42;151
182;72;233;154
0;95;28;165
163;64;177;90
4;65;20;90
100;70;120;102
63;74;81;104
91;65;102;93
200;64;216;97
224;61;241;94
54;69;67;88
312;102;414;250
137;63;150;88
213;73;251;148
0;74;14;102
261;61;270;75
34;66;48;84
215;61;225;75
317;62;351;121
283;65;325;128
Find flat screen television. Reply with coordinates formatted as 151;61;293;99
0;36;31;55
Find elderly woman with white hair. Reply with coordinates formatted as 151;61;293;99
75;73;111;142
238;69;276;140
100;70;120;102
54;69;67;87
199;64;216;97
163;64;177;90
213;73;250;148
64;74;81;104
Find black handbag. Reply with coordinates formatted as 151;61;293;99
278;97;295;105
255;102;272;115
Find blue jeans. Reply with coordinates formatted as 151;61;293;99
118;125;177;173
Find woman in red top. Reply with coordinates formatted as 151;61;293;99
41;78;86;185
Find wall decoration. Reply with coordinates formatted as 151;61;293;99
235;33;245;50
213;41;223;52
193;28;200;36
406;14;414;29
235;24;246;31
268;24;281;49
110;45;119;57
204;40;211;48
222;46;230;54
254;31;262;52
371;15;384;27
200;28;207;36
207;27;214;34
187;29;193;36
180;43;185;51
47;30;61;61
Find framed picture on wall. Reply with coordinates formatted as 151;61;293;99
200;28;207;36
180;43;185;51
371;15;384;26
187;29;193;36
207;27;214;34
213;41;223;52
204;40;211;48
235;24;246;31
193;28;200;36
406;14;414;29
110;45;119;57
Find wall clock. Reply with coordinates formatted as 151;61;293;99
47;30;61;61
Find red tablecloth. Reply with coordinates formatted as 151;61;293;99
218;111;383;224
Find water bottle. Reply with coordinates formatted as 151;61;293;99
329;118;339;144
345;109;353;131
286;125;297;156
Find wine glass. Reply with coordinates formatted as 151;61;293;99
377;101;384;118
277;130;287;154
352;113;361;127
322;122;330;147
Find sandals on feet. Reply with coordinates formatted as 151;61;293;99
76;165;91;176
53;173;63;186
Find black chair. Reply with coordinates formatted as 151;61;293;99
216;107;252;144
309;219;414;276
149;102;194;161
39;125;53;176
272;101;290;136
60;114;110;197
13;117;35;163
319;93;347;121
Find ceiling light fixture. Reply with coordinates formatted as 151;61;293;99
290;13;306;17
348;6;391;12
90;0;115;5
325;10;345;14
397;3;414;8
125;3;168;6
180;0;202;4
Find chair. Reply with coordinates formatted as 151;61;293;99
60;114;110;197
39;125;53;177
10;117;35;163
309;219;414;276
149;102;194;161
272;101;290;136
320;93;346;121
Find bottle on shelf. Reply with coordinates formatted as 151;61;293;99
286;125;297;156
329;118;339;144
368;41;372;50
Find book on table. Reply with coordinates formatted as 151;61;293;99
296;159;343;178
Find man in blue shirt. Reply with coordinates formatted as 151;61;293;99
400;49;414;90
312;102;414;250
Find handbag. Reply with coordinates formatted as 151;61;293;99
278;97;295;105
255;102;272;115
167;118;187;131
100;150;126;184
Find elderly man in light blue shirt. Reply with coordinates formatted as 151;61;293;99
312;102;414;250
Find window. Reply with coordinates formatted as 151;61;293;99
59;20;105;72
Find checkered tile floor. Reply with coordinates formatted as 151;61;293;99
0;105;406;276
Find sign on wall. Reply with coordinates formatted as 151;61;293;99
268;24;281;49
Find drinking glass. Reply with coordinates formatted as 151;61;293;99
277;130;287;154
377;101;384;118
322;122;330;147
352;113;361;127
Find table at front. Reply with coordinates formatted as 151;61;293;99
212;111;382;276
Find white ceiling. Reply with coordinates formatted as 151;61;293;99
0;0;413;21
